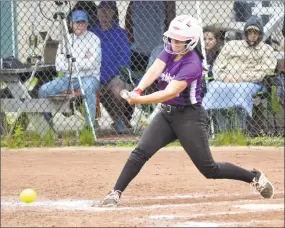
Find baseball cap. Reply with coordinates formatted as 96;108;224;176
72;10;88;22
246;25;260;31
98;1;117;9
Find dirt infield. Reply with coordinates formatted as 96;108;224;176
1;146;284;227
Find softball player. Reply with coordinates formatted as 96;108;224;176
101;15;274;207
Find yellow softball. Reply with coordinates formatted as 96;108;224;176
19;188;37;203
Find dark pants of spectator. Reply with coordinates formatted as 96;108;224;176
125;105;134;123
0;112;8;136
247;104;267;137
214;107;248;133
131;51;150;72
100;76;133;127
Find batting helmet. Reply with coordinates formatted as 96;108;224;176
163;15;203;54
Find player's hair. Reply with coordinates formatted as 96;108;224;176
193;40;204;61
163;15;203;54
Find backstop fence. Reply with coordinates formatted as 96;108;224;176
0;0;284;146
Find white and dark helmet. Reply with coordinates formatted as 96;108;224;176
163;15;203;54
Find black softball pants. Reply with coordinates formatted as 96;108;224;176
114;104;256;192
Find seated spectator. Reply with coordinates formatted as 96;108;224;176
125;1;175;72
39;10;101;131
203;26;223;76
202;15;277;132
89;1;132;134
67;1;98;31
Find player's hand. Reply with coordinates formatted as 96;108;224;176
120;89;142;105
128;92;141;105
129;88;143;104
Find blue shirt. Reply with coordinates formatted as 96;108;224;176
89;23;131;84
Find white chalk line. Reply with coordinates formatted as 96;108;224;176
149;204;284;220
234;203;284;210
146;204;284;227
1;197;284;212
172;219;285;227
124;190;284;201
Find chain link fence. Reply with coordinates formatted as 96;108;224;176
0;0;284;146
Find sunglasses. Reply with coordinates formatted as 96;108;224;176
74;20;87;24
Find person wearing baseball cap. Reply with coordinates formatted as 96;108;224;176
39;9;102;132
72;9;88;22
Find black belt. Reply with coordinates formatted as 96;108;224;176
161;103;200;113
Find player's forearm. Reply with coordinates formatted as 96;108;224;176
137;59;165;91
136;74;157;91
137;90;175;104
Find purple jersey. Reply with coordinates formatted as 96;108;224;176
157;49;203;105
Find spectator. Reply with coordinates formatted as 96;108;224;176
125;1;175;72
203;26;223;76
39;10;101;131
202;15;277;132
89;1;132;134
67;1;98;32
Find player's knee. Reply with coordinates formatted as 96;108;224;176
199;162;221;179
128;147;149;166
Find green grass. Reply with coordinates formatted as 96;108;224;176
6;123;26;148
79;127;95;146
62;131;78;146
210;130;247;146
115;141;137;147
210;130;283;147
1;128;283;148
41;130;56;147
246;136;284;147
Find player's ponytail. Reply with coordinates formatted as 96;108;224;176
193;40;204;60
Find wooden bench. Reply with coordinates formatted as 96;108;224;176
59;90;101;119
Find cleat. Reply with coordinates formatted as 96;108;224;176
101;190;122;207
251;169;274;198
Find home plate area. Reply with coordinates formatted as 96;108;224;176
1;147;284;227
2;192;284;227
